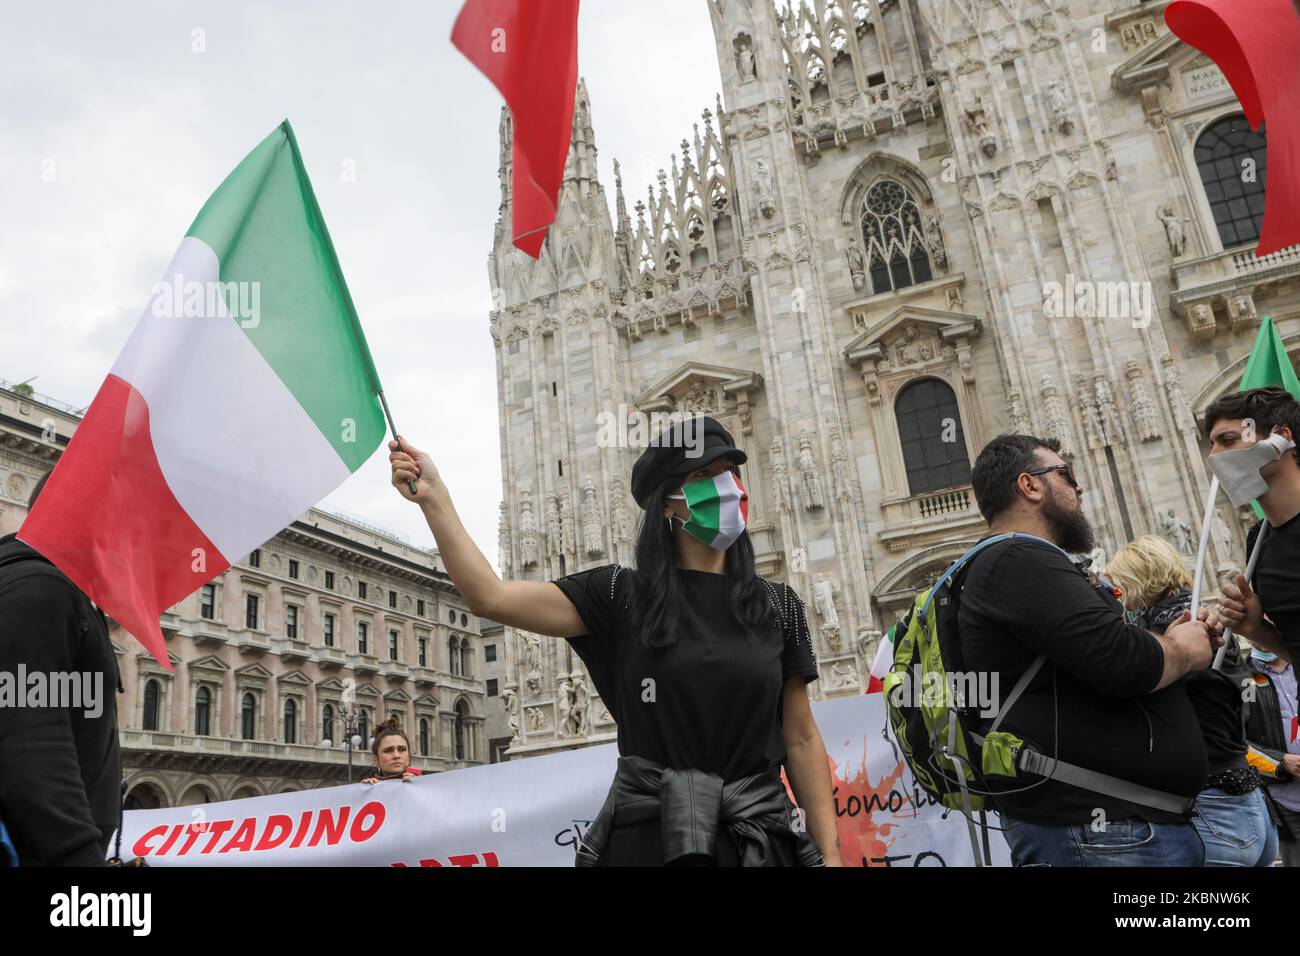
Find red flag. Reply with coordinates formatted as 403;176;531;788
1166;0;1300;254
452;0;580;259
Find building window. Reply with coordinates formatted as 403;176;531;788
486;678;498;697
143;679;160;731
200;585;215;620
1195;114;1267;249
242;693;257;740
419;718;430;756
418;638;427;668
358;581;368;600
449;637;460;677
484;644;497;663
249;549;261;568
284;698;297;745
461;613;468;627
417;599;425;616
448;608;455;623
460;637;472;679
358;622;369;655
389;590;398;609
358;709;369;747
195;686;211;737
895;378;972;495
324;613;335;647
288;559;299;580
862;179;932;294
389;630;400;661
286;604;299;639
323;704;335;743
325;570;335;590
245;594;260;630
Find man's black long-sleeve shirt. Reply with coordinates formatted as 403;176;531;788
958;537;1208;826
0;533;121;865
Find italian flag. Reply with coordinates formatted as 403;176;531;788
20;121;388;668
679;471;749;548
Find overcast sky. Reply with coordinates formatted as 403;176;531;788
0;0;722;567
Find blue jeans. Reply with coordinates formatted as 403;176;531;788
999;813;1205;866
1191;786;1279;867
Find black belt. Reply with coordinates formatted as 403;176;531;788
1206;767;1260;795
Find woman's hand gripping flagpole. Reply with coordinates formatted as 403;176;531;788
376;389;418;496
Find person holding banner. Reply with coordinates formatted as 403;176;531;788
1105;535;1279;867
388;416;839;866
1209;387;1300;665
361;719;423;785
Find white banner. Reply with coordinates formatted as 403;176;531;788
116;692;1010;867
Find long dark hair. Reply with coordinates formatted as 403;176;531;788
627;472;775;650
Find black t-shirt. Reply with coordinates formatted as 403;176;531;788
551;564;819;782
1133;590;1248;775
958;537;1208;826
1248;513;1300;661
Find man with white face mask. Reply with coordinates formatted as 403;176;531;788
1209;387;1300;665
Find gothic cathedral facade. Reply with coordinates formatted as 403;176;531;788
486;0;1298;758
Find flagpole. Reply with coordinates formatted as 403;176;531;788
376;389;419;496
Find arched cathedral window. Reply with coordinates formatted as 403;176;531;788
1195;115;1267;249
862;180;932;294
895;378;970;495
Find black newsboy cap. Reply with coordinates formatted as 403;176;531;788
630;415;747;509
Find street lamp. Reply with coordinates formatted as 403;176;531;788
321;703;366;783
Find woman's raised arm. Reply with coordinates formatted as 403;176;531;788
388;438;587;638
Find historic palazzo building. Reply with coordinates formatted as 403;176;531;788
1;382;489;808
487;0;1300;759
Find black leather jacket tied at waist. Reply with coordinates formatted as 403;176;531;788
575;755;825;867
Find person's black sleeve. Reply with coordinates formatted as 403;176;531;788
551;564;624;681
972;541;1166;697
779;584;820;684
0;575;109;865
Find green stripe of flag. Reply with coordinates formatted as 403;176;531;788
186;120;386;471
1237;316;1300;519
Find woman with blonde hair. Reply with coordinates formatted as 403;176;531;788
1106;535;1278;866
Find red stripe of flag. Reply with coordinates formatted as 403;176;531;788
18;375;226;669
452;0;580;259
1166;0;1300;255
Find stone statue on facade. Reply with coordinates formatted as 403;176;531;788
502;685;520;740
797;431;825;511
754;159;776;219
846;237;866;291
1157;507;1195;556
582;476;604;556
518;489;540;567
1156;204;1188;258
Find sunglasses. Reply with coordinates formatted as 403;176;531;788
1023;463;1080;490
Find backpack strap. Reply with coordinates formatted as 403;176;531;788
920;532;1073;623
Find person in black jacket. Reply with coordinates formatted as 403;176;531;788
1105;535;1279;867
0;472;122;865
960;435;1218;866
1244;648;1300;865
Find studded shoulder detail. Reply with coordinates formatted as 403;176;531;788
760;578;818;666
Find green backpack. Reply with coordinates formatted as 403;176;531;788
882;533;1196;866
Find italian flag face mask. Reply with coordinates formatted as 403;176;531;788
667;470;749;550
